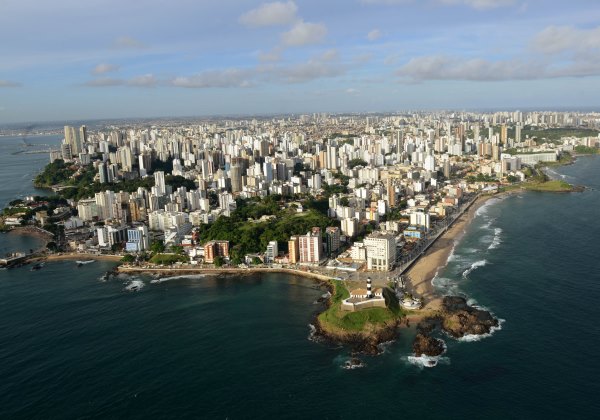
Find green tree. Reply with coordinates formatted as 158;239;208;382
150;240;165;253
121;254;135;263
170;245;184;255
213;256;224;267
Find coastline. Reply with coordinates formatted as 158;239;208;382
403;193;505;312
118;264;335;282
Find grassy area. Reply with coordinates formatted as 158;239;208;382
523;180;575;192
574;145;600;155
318;280;404;333
149;253;189;265
522;127;599;141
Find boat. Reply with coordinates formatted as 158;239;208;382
75;260;95;265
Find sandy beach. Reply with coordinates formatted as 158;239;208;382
405;194;498;311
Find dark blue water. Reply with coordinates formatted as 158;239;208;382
1;154;599;419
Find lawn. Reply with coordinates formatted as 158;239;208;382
318;280;403;333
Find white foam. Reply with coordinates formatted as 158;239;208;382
488;227;503;250
406;354;450;368
307;324;320;342
124;279;145;292
457;318;505;342
150;274;206;284
462;259;487;278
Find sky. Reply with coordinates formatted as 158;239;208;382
0;0;599;123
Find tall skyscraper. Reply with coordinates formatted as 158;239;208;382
298;228;323;263
64;125;84;155
154;171;166;196
230;165;242;193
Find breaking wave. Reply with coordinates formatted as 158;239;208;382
488;228;502;250
150;274;206;284
124;279;145;292
406;349;450;368
462;260;487;278
457;318;506;342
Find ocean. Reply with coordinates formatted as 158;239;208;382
1;136;599;419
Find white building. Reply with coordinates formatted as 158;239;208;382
126;225;150;252
265;240;278;263
364;233;396;271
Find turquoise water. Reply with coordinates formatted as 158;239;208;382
1;152;600;418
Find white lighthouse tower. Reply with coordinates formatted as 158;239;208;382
366;277;373;299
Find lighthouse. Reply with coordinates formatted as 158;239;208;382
366;277;373;299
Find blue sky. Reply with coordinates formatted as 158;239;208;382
0;0;599;123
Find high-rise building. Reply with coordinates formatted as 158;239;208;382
386;178;396;207
265;241;278;263
204;240;229;263
154;171;166;196
98;162;108;184
364;233;396;271
230;165;242;193
64;125;83;155
325;226;340;257
500;124;508;145
298;227;322;263
326;145;338;170
288;236;300;264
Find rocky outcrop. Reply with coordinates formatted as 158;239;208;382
412;296;500;358
440;296;499;338
412;333;445;357
314;318;400;355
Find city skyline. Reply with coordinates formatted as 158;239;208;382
1;0;600;123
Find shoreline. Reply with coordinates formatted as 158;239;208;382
403;193;508;311
117;264;335;282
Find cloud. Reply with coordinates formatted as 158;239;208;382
346;88;359;94
170;69;256;88
397;52;600;82
128;74;157;87
83;74;157;87
171;50;349;88
439;0;516;9
0;80;22;87
83;78;124;87
532;25;600;55
396;55;544;81
258;48;283;62
112;36;145;49
273;50;345;83
239;1;298;27
92;63;120;75
367;29;382;41
281;20;327;46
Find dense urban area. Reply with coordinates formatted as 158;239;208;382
1;111;599;275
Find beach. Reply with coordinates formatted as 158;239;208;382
404;194;497;311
